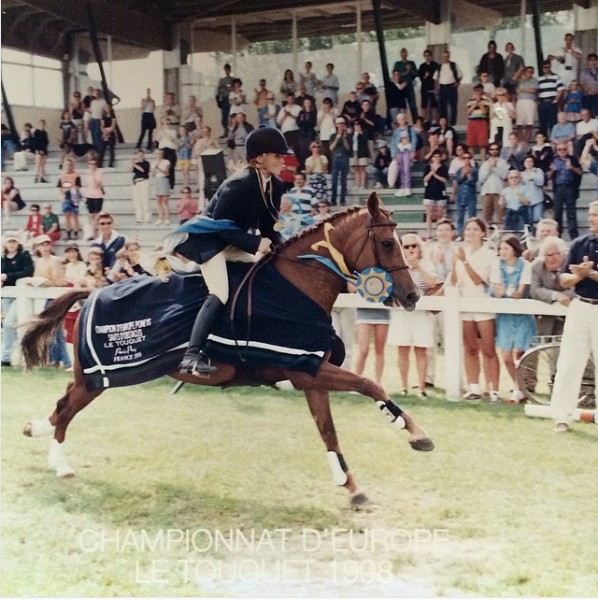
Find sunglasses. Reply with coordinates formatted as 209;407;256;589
31;208;39;212
403;244;419;250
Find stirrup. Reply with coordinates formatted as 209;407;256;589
179;352;217;375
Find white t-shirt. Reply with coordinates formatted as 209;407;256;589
276;104;301;133
454;245;496;297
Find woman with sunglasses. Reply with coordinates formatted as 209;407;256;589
304;141;329;203
387;234;441;396
450;217;500;401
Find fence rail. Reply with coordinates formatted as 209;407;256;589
3;284;568;399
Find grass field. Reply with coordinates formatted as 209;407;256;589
1;367;597;597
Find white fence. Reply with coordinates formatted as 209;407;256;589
2;284;568;400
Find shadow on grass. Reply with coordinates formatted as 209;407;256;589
25;473;345;532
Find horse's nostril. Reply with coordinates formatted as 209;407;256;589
406;292;419;305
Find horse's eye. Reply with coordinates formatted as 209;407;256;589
381;240;394;250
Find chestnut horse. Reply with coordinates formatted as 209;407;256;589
21;193;433;508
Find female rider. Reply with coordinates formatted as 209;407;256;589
166;127;293;374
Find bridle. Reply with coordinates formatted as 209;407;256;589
358;215;410;276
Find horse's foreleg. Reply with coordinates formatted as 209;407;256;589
288;362;434;452
304;389;369;509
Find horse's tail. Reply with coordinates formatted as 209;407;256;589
21;290;91;369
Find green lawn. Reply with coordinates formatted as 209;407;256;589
1;368;597;597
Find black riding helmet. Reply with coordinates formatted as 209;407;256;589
245;126;294;160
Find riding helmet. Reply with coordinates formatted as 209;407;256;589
245;127;294;160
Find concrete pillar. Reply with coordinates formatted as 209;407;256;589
574;0;598;55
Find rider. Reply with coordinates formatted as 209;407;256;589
167;126;293;375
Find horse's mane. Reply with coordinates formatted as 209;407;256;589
277;205;363;250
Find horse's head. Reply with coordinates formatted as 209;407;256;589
347;192;420;311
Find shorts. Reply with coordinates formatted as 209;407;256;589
62;199;79;214
387;309;435;347
350;157;370;167
423;197;447;207
515;99;537;126
86;197;103;214
178;159;191;170
466;119;489;148
355;307;391;325
462;313;495;323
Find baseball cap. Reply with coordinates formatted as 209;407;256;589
64;242;79;251
335;117;346;124
33;234;52;246
2;231;20;244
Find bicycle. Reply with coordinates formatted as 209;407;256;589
516;334;595;406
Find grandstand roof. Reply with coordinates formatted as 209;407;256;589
1;0;585;60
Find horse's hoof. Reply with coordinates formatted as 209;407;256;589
23;422;33;437
350;491;371;510
409;437;435;452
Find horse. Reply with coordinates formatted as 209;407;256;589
21;192;433;508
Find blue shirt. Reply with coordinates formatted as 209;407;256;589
552;155;579;186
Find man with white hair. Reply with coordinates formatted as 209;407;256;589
523;218;561;261
551;201;598;432
530;236;575;337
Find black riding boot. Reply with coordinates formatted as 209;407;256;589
179;294;224;374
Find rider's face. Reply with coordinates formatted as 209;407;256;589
258;153;285;176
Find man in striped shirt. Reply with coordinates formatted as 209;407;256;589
537;61;565;137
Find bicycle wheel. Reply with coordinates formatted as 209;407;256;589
517;343;560;405
517;343;596;406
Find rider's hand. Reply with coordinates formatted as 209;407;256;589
258;238;273;254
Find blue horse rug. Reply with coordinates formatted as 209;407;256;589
78;263;333;391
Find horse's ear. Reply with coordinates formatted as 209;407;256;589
366;191;382;218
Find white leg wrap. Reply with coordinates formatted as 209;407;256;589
49;439;75;478
326;451;349;486
29;419;55;437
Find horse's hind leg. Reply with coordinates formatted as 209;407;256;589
24;376;101;478
23;382;75;438
304;389;370;509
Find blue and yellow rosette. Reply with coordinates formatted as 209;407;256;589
355;267;394;303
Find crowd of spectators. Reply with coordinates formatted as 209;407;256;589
2;34;597;405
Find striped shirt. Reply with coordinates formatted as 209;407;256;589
537;75;564;101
